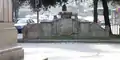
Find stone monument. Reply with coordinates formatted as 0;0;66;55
58;11;78;36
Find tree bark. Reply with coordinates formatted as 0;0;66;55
101;0;112;35
12;0;14;22
93;0;98;23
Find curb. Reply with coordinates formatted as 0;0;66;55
0;46;24;60
18;39;120;43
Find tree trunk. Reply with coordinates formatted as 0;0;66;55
12;0;14;22
12;0;19;22
93;0;98;23
15;9;19;19
101;0;112;35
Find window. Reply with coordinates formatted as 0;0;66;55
17;20;27;23
29;20;35;23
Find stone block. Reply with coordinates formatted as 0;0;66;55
23;23;53;39
0;23;17;48
90;23;105;31
41;23;52;36
77;22;109;38
0;46;24;60
80;22;90;33
92;31;106;37
0;23;24;60
60;19;73;35
23;24;41;39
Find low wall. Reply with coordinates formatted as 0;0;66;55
75;22;109;38
23;23;52;39
23;24;41;39
23;21;109;40
0;23;24;60
0;23;17;48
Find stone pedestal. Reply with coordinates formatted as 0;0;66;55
58;11;78;19
58;12;72;18
0;23;24;60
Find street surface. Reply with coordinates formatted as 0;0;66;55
18;43;120;60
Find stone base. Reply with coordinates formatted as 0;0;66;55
0;46;24;60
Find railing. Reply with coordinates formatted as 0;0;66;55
101;24;120;35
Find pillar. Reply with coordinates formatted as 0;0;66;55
0;0;24;60
0;23;24;60
0;0;12;23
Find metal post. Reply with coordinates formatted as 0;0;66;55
35;0;40;23
37;10;39;23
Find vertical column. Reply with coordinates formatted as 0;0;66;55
4;0;8;22
0;0;24;60
3;0;7;22
8;0;12;22
0;0;4;22
1;0;12;23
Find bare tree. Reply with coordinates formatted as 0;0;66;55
93;0;99;23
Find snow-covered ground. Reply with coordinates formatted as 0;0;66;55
19;43;120;60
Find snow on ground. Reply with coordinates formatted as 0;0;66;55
19;43;120;60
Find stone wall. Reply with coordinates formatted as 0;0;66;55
76;22;109;38
23;12;109;39
23;24;41;39
52;19;61;36
23;19;109;39
59;19;73;35
0;23;17;48
40;22;52;38
23;23;53;39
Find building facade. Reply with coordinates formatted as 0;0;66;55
0;0;12;23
